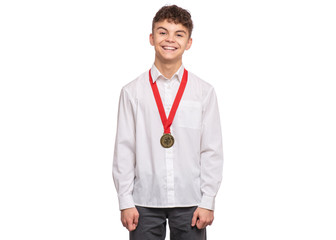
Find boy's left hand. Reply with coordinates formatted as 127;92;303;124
191;207;214;229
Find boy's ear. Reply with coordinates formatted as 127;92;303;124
186;37;193;50
149;33;154;46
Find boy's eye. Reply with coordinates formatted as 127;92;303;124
177;34;183;37
159;32;166;35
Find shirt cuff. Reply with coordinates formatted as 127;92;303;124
118;194;135;210
199;195;215;210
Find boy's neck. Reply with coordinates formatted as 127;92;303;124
154;59;182;79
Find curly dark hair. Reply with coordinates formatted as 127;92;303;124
152;5;193;38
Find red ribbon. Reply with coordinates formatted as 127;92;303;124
149;68;188;134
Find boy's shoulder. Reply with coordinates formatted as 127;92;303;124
188;71;214;90
121;70;148;95
187;71;217;101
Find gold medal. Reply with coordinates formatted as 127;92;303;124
160;133;174;148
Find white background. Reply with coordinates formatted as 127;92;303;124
0;0;335;239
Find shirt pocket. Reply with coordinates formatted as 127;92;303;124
177;100;202;130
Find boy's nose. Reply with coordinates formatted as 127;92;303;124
165;34;175;42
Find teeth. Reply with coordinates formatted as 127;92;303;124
163;47;175;50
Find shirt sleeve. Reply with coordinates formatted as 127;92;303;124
199;87;224;210
112;87;136;210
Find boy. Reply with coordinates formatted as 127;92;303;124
113;5;223;240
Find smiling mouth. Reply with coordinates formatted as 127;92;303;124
162;46;177;51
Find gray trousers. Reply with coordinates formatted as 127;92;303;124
130;206;206;240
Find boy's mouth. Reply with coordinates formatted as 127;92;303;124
162;46;177;51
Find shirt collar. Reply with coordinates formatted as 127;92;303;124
150;64;184;83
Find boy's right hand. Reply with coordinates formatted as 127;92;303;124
121;207;139;231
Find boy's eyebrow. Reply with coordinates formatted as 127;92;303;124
176;30;187;34
156;27;187;34
156;27;168;31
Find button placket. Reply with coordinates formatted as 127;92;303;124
164;80;175;205
165;146;175;205
164;82;173;115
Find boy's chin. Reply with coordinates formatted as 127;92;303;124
160;55;181;62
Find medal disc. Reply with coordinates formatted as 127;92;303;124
160;133;174;148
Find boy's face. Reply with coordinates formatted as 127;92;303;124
150;19;192;64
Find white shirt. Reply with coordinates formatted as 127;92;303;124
113;64;223;210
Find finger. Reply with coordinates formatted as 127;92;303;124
196;219;206;229
191;210;198;226
191;215;197;226
128;223;136;231
126;219;133;231
127;224;136;231
121;217;127;227
134;213;139;226
196;219;202;229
